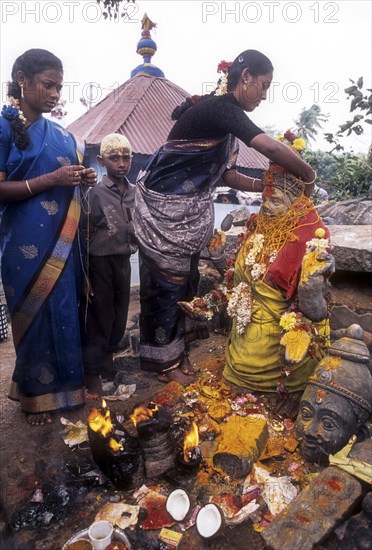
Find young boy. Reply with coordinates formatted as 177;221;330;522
81;133;138;396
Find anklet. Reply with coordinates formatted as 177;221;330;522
160;364;179;374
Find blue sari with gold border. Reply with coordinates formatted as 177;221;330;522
0;116;85;413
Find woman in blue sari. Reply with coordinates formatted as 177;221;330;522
134;49;316;385
0;49;96;425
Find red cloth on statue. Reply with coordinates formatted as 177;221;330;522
264;210;330;300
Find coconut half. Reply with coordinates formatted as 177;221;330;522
166;489;190;522
196;503;224;539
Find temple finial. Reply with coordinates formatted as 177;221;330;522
131;13;164;78
141;13;157;32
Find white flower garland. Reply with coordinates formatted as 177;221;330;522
245;233;264;266
215;73;228;96
305;237;330;254
227;282;253;335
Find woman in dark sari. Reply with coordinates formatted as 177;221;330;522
0;49;96;425
134;49;316;384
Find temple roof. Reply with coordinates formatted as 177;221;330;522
67;12;269;170
67;72;268;169
68;73;189;154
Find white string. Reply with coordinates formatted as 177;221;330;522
78;185;91;330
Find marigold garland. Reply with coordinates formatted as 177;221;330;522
277;305;329;394
243;191;316;283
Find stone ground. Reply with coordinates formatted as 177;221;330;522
0;283;366;550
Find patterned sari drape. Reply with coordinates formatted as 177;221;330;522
0;116;85;412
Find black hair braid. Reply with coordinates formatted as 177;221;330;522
10;117;30;150
6;80;30;149
5;49;63;151
171;92;216;121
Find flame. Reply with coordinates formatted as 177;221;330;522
88;407;114;438
102;399;107;409
183;421;199;462
108;437;123;452
130;402;158;427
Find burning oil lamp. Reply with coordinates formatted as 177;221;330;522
87;401;143;490
130;402;175;478
130;402;159;433
177;421;202;470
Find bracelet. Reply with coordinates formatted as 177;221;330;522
252;177;262;191
304;171;317;185
25;180;33;196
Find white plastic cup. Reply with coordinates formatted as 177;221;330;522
88;520;113;550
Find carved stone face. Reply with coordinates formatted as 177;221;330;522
296;385;358;464
261;170;305;216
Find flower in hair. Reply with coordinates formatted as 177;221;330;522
1;104;20;121
215;60;232;96
217;60;233;73
1;96;27;125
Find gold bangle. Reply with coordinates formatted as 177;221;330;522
25;180;33;196
252;178;261;191
304;171;317;185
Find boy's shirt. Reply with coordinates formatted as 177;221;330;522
83;175;138;256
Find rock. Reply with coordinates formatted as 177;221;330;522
330;305;372;334
318;198;372;225
340;492;372;550
261;466;365;550
231;206;251;226
329;226;372;272
213;415;268;478
220;213;234;232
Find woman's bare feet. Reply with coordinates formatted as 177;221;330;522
157;366;196;385
85;374;104;397
180;354;195;375
27;413;53;426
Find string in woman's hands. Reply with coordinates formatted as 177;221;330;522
49;165;97;187
80;167;97;187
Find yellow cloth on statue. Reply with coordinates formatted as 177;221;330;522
224;240;329;393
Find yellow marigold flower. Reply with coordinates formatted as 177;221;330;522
276;134;284;142
292;137;306;151
315;228;326;238
279;312;297;331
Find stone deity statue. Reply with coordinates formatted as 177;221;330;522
296;324;372;465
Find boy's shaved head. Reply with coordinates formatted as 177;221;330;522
100;133;132;156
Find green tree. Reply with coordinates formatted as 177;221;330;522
294;104;328;142
324;77;372;152
96;0;135;19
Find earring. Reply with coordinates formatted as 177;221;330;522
243;82;247;92
20;84;24;99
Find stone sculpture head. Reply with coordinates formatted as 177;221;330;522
296;325;372;464
261;170;307;217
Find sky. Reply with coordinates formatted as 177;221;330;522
0;0;371;153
